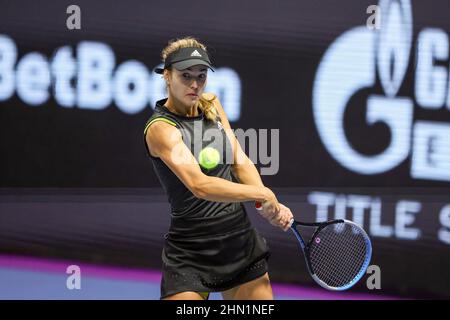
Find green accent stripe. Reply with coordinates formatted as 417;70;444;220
143;117;177;136
198;292;210;300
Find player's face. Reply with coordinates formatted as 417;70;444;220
168;65;208;108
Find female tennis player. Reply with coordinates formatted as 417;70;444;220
144;37;293;300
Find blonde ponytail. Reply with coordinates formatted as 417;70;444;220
198;94;219;122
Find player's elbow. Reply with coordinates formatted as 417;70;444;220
190;177;210;200
230;165;241;182
192;186;207;199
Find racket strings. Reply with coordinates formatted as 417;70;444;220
308;222;369;288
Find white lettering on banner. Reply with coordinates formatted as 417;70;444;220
52;46;76;107
334;195;347;220
438;205;450;244
395;200;421;240
114;60;149;114
206;67;242;121
307;192;335;222
77;42;114;110
377;0;412;98
0;35;242;120
313;0;450;182
370;198;394;237
16;53;51;106
415;28;449;109
0;36;16;100
411;121;450;181
306;191;448;243
347;195;372;227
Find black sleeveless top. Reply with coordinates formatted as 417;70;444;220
143;98;270;298
144;98;237;218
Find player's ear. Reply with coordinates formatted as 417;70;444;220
163;69;171;85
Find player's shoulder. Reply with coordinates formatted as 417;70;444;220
148;118;176;130
145;119;182;157
145;118;181;144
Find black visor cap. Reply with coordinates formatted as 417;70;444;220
154;47;214;74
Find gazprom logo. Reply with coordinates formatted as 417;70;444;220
313;0;450;182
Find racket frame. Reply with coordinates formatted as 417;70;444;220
289;218;372;291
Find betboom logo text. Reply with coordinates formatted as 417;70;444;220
0;37;242;121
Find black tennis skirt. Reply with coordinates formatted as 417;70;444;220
160;203;270;299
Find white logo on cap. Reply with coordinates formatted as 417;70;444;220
191;50;202;57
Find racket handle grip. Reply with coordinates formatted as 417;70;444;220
255;201;263;211
289;218;295;228
257;202;295;228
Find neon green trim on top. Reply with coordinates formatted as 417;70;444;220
198;292;210;300
143;117;177;136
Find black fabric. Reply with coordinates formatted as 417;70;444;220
161;205;270;298
143;99;270;298
154;47;214;74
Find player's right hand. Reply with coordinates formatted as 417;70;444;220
258;187;280;219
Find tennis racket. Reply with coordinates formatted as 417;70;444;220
255;202;372;291
288;218;372;291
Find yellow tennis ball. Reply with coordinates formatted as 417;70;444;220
198;147;220;170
